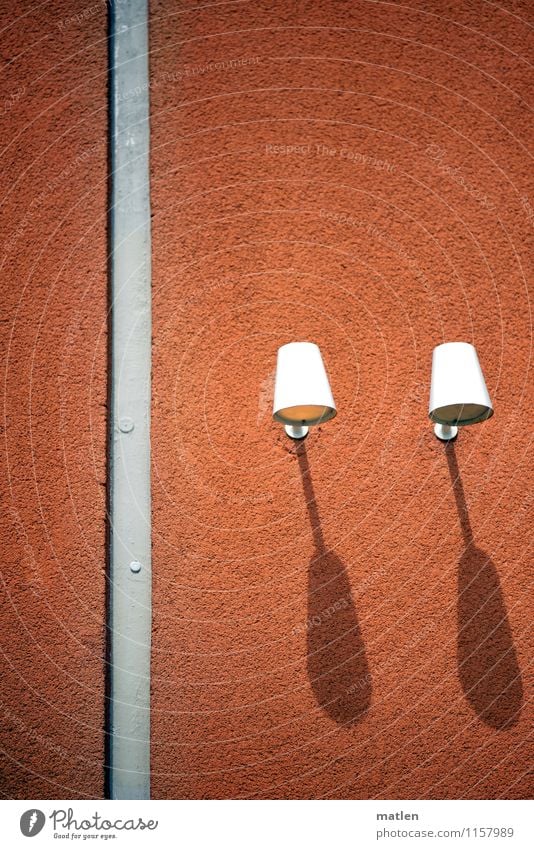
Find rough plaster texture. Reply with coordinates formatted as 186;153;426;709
149;1;533;798
0;4;107;797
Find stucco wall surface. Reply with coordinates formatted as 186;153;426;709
149;1;533;798
0;3;107;797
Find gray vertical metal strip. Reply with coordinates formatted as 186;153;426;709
108;0;151;800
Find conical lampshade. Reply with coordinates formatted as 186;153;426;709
429;342;493;433
273;342;336;437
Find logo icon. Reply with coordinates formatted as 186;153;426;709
20;810;45;837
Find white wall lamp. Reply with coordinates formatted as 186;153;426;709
273;342;337;439
429;342;493;441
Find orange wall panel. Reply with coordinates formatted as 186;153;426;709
149;0;533;799
0;3;108;797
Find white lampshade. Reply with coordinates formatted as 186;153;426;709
429;342;493;439
273;342;336;438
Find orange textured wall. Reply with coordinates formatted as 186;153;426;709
149;1;533;798
1;0;531;802
0;4;107;796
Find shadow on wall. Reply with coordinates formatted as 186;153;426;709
296;443;371;726
446;445;523;729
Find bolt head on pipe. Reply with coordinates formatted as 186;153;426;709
429;342;493;440
273;342;336;439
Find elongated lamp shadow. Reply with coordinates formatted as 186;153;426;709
446;446;523;729
296;443;371;725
